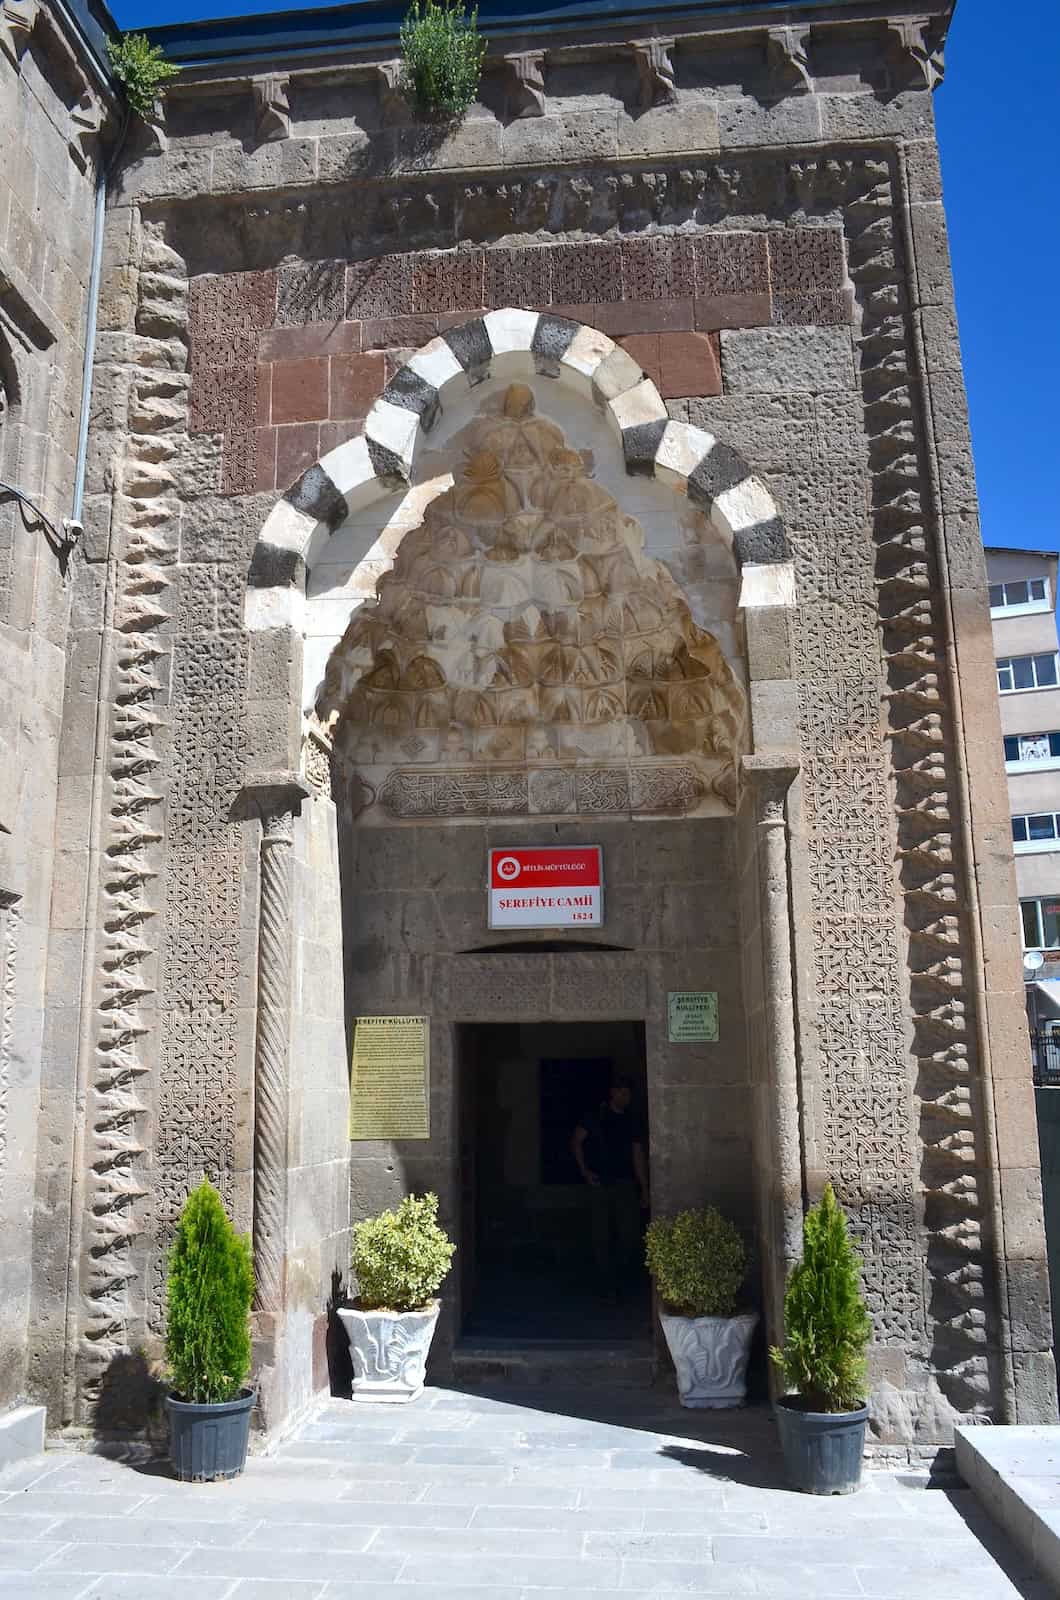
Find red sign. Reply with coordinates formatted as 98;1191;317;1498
488;847;603;929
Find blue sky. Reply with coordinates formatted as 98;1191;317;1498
111;0;1058;555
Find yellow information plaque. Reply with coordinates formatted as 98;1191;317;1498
349;1016;430;1141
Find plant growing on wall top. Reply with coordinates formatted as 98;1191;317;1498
399;0;486;120
106;32;180;121
165;1178;254;1406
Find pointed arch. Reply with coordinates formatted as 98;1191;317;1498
244;309;792;636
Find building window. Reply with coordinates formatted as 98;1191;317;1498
1004;731;1060;766
1022;897;1060;949
1013;812;1060;850
997;653;1060;693
990;577;1049;613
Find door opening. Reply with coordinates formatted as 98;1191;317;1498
459;1021;650;1344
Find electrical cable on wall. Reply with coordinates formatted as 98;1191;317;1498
0;479;81;555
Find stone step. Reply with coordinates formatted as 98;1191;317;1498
955;1423;1060;1591
0;1405;45;1469
449;1341;657;1388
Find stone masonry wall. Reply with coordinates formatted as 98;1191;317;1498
36;4;1054;1440
0;6;111;1417
338;814;748;1368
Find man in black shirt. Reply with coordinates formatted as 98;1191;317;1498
571;1077;649;1300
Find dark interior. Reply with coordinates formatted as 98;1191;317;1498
459;1020;651;1344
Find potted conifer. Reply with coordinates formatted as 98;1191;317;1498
339;1192;455;1403
771;1183;873;1494
164;1178;256;1482
645;1206;757;1408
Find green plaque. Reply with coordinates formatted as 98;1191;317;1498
668;991;718;1043
350;1016;430;1140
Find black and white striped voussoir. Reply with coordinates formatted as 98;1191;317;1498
380;364;442;430
247;540;306;591
531;314;579;377
442;317;493;384
244;309;789;631
621;420;670;476
284;462;348;530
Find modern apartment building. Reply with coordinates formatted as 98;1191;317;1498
989;547;1060;1002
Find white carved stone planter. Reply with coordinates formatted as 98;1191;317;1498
659;1310;758;1408
338;1302;440;1403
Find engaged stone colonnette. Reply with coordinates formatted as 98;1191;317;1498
0;0;1054;1457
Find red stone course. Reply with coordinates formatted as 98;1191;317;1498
269;356;329;425
187;227;851;497
618;332;722;400
330;352;386;420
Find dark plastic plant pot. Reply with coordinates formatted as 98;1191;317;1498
166;1388;255;1482
775;1398;868;1495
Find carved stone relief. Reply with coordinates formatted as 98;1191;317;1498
504;51;546;118
790;155;989;1430
629;39;678;109
81;528;171;1400
766;26;812;94
318;384;746;818
302;716;334;800
887;19;945;90
74;224;248;1411
0;892;18;1198
68;90;101;172
253;74;291;144
377;762;709;819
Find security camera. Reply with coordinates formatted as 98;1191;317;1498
63;518;84;544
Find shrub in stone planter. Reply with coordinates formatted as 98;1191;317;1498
771;1184;872;1494
399;0;485;120
164;1178;255;1482
339;1193;455;1403
645;1206;756;1408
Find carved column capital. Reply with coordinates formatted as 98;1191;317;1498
629;38;678;109
504;50;546;118
766;26;812;94
252;73;291;144
742;753;800;824
0;0;37;69
239;771;310;835
887;19;945;90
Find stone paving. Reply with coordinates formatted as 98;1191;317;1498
0;1386;1050;1599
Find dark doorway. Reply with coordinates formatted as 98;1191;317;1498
459;1020;650;1344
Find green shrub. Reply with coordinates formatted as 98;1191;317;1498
165;1179;254;1406
770;1184;872;1412
399;0;485;120
107;32;180;121
644;1206;746;1318
353;1193;455;1312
